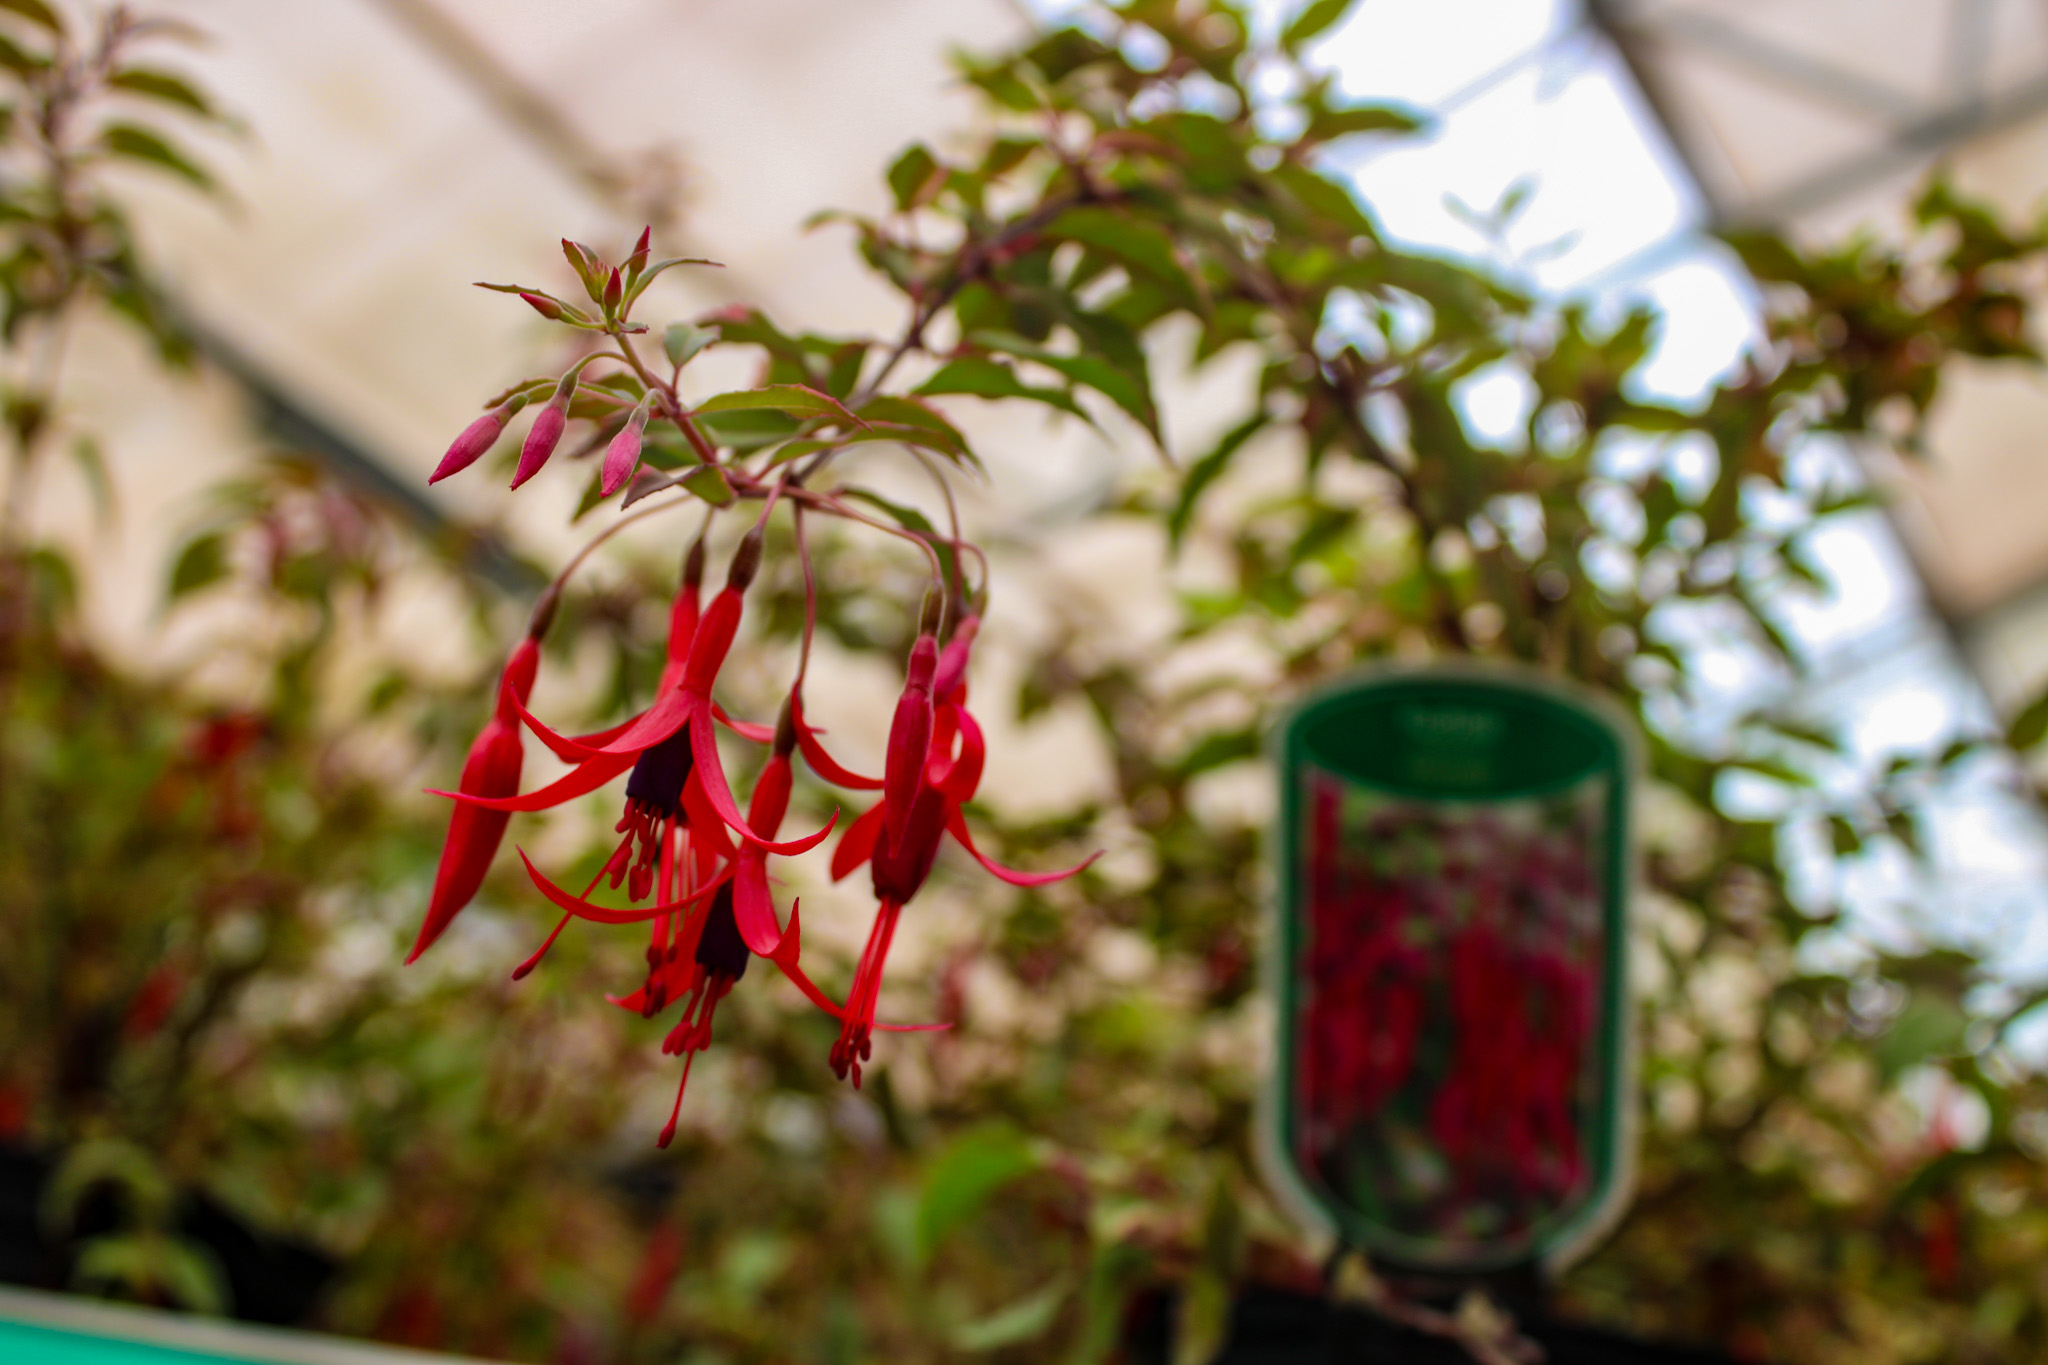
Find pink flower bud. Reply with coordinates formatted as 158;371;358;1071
429;403;517;484
626;226;652;278
512;368;583;489
601;402;651;496
603;267;624;316
520;291;567;321
512;403;567;488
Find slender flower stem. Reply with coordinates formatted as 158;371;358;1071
613;329;721;467
793;503;817;687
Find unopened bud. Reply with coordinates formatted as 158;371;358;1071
562;239;607;303
600;400;652;496
774;695;798;758
683;535;706;590
603;267;624;316
520;291;568;321
429;399;520;484
527;581;562;639
512;373;580;490
626;226;652;279
726;526;765;591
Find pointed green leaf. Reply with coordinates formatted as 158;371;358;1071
2009;685;2048;751
916;1124;1040;1265
0;30;43;73
99;123;211;189
950;1278;1072;1352
663;321;718;369
681;464;734;507
693;383;864;428
1169;414;1265;549
623;255;722;308
168;533;227;601
0;0;60;32
1282;0;1356;48
887;142;941;212
1309;103;1424;141
841;487;937;536
967;331;1157;438
856;394;978;466
915;356;1091;423
1044;206;1194;301
106;68;213;118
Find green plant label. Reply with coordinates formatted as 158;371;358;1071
1262;665;1637;1273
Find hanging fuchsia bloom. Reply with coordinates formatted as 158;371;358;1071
828;615;1095;1084
410;592;555;963
429;394;527;484
436;533;832;983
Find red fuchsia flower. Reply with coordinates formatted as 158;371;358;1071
601;398;652;496
827;614;1096;1085
409;592;554;964
433;531;834;981
628;704;862;1145
429;393;528;484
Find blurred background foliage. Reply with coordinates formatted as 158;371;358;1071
2;2;2048;1364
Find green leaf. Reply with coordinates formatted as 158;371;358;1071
1169;414;1264;549
167;532;227;601
887;142;941;212
950;1277;1071;1352
693;383;864;428
2009;685;2048;751
623;255;721;308
75;1234;227;1315
1874;994;1971;1084
0;30;44;74
1044;206;1195;301
106;68;213;118
69;435;114;526
99;123;211;189
841;487;936;537
916;1124;1040;1266
570;464;607;522
663;321;718;369
1174;726;1261;780
0;0;60;31
968;331;1157;438
681;464;734;507
1282;0;1356;48
1309;103;1424;141
857;394;979;466
694;407;800;453
915;356;1090;423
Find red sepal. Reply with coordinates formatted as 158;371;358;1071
429;748;634;812
517;848;729;923
686;695;839;853
830;801;885;881
792;693;882;790
945;810;1100;887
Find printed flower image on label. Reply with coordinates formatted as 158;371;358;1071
1296;773;1608;1258
1267;667;1635;1273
